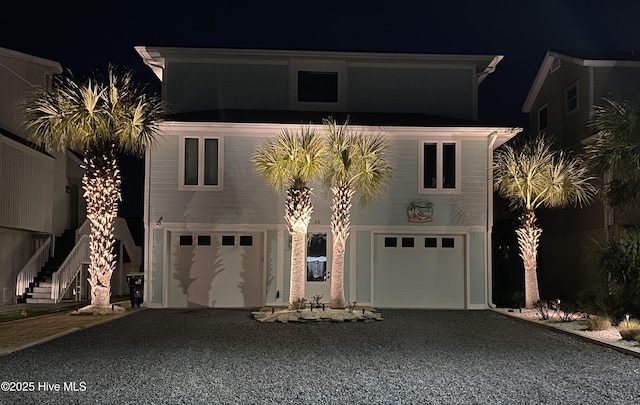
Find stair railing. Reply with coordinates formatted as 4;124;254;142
51;235;90;302
15;235;53;297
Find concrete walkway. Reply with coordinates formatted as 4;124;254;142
0;301;135;356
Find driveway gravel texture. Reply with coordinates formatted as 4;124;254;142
0;309;639;404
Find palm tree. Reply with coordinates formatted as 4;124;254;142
493;135;596;308
323;117;393;308
252;126;326;308
25;66;163;312
585;91;640;211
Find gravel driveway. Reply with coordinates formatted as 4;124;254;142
0;309;639;404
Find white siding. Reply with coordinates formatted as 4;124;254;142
148;134;279;225
0;141;53;232
355;139;488;227
348;67;474;119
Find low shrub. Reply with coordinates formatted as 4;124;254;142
291;298;307;312
585;315;611;331
534;300;552;320
618;328;640;341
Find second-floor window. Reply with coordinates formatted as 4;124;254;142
179;135;223;191
290;60;347;111
419;141;459;193
538;104;548;134
297;71;338;103
566;83;579;114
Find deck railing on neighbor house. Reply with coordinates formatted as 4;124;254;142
15;235;53;297
51;235;90;302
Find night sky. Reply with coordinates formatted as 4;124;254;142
3;0;640;221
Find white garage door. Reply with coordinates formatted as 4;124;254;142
168;232;263;308
374;234;465;308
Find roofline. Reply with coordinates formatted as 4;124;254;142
157;120;520;149
522;50;640;113
135;46;503;84
0;47;62;74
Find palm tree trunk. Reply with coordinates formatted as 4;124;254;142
515;210;542;308
84;147;121;308
330;185;354;309
284;186;312;308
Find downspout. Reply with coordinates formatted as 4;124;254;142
486;132;498;308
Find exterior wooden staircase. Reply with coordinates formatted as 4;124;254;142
17;229;76;304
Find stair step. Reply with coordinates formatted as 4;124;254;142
30;291;52;299
32;287;51;293
37;281;53;288
26;298;55;304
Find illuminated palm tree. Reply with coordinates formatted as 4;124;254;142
253;127;326;308
25;66;163;312
323;117;393;308
493;135;596;308
585;91;640;211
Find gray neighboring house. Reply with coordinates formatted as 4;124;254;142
0;47;140;305
521;50;640;300
136;46;520;309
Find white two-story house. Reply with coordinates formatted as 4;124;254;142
136;46;519;309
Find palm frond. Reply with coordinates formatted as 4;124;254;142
252;125;326;192
25;65;164;156
494;134;596;212
586;89;640;209
322;117;394;207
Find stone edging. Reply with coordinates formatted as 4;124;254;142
490;308;640;359
252;306;383;323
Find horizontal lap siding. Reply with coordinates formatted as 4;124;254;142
348;67;474;119
357;139;488;227
0;142;52;232
148;135;279;225
455;140;488;227
165;63;289;113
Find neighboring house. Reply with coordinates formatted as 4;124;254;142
136;47;519;309
521;50;640;300
0;47;139;304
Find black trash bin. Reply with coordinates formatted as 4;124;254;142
126;272;144;308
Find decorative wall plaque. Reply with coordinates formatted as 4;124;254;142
407;200;433;223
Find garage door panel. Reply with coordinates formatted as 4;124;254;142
169;232;263;308
374;235;464;309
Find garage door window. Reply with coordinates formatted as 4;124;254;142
384;237;397;247
442;238;455;248
425;237;437;248
179;235;193;246
402;237;414;248
222;236;235;246
197;235;211;246
240;236;253;246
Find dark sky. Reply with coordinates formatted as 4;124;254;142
3;0;640;220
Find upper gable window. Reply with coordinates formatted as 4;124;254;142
538;104;548;134
179;135;223;191
298;71;338;102
418;140;460;193
566;83;579;114
290;60;346;111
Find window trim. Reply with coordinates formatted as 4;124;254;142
565;82;579;115
418;140;461;194
289;59;347;111
537;103;549;134
550;57;561;73
178;135;224;191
